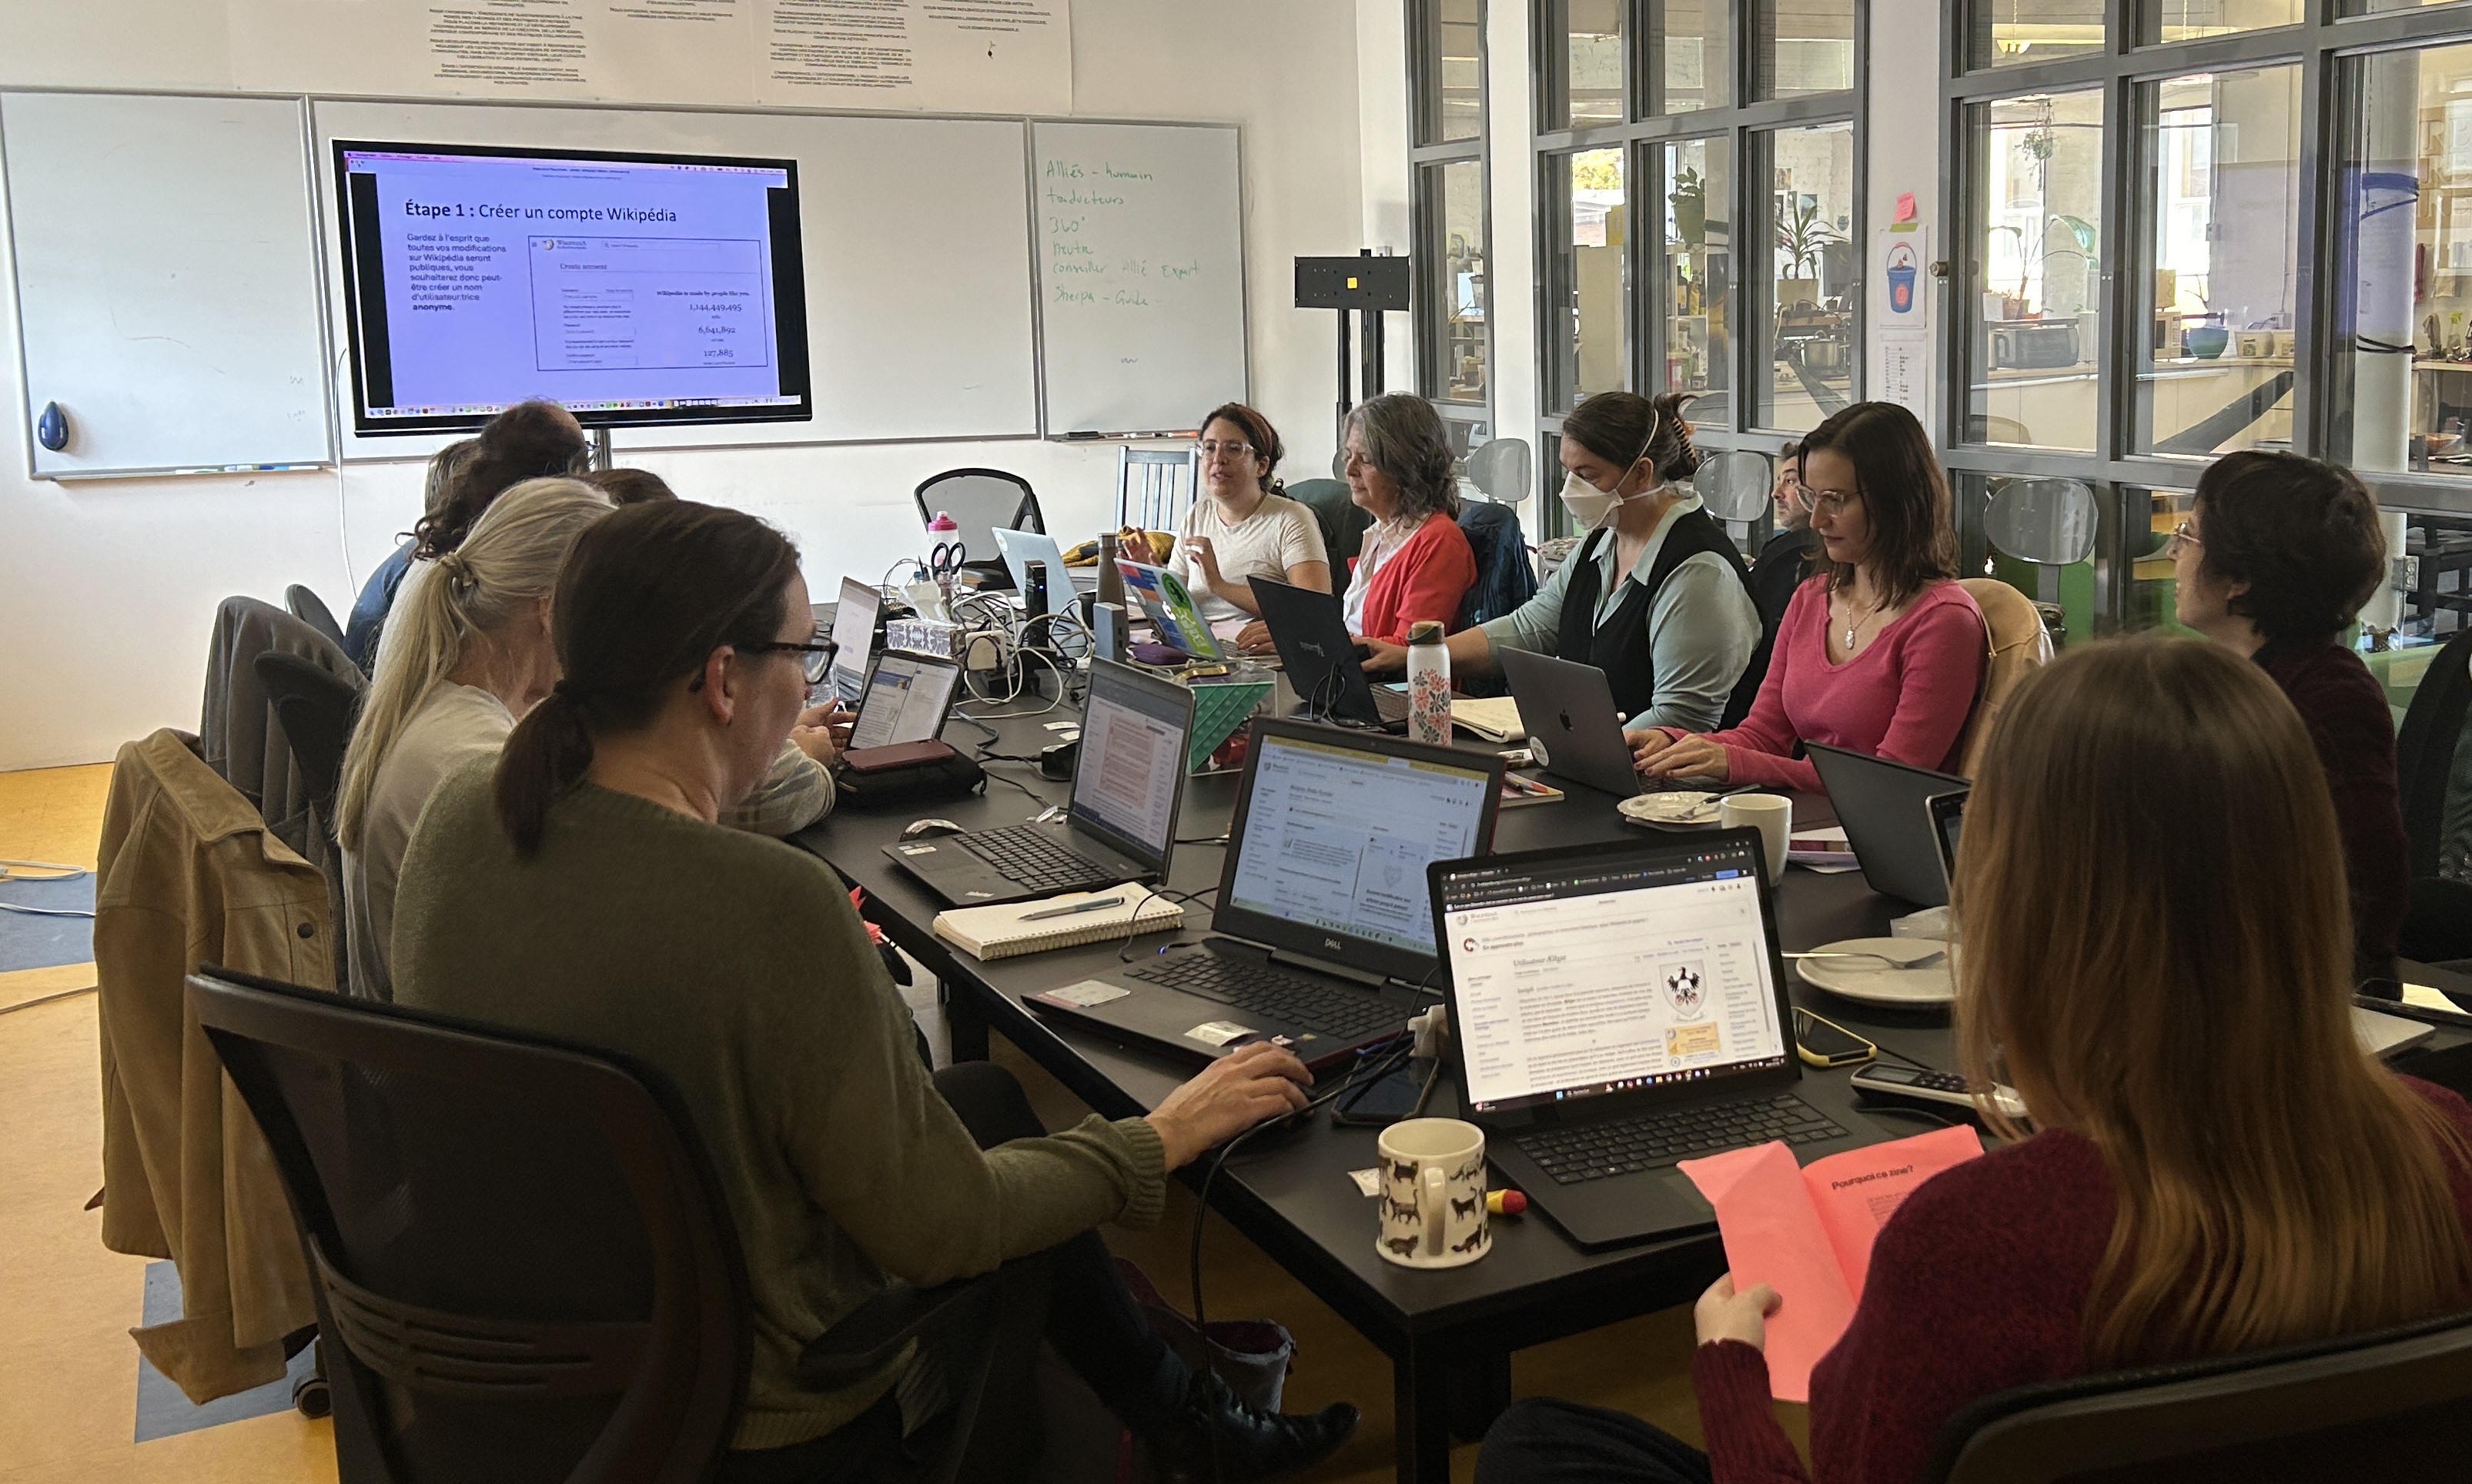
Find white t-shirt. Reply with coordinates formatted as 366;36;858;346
345;682;513;1001
1178;492;1329;623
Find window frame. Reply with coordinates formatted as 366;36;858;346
1942;0;2472;642
1412;0;1497;436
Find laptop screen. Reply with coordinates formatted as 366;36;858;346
848;652;958;750
1216;725;1502;981
1435;836;1790;1117
827;577;881;705
1069;660;1192;866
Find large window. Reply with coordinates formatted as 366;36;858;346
1536;0;1862;538
1414;1;1491;430
1948;0;2472;650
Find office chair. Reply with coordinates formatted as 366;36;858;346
1286;477;1371;568
1923;1305;2472;1482
1462;436;1531;506
2394;626;2472;968
286;585;348;653
915;469;1043;586
191;966;1054;1484
253;653;358;831
1117;445;1199;532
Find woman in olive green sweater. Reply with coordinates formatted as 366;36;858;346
393;500;1355;1482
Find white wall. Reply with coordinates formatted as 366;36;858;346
0;0;1367;769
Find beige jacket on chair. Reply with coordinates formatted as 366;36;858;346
1953;579;2055;778
95;729;331;1403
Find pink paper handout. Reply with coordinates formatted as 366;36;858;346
1679;1124;1982;1401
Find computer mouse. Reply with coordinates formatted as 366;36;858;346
901;818;965;841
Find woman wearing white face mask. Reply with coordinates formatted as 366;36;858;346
1359;390;1762;734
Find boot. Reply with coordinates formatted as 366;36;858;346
1143;1367;1359;1483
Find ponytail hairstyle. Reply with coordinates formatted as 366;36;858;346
1559;391;1704;489
1199;402;1286;496
413;399;590;559
493;500;803;857
337;477;614;853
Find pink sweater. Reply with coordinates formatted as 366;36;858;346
1678;578;1983;794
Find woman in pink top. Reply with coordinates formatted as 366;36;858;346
1630;402;1982;793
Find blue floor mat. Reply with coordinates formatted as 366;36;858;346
133;1261;316;1442
0;873;94;972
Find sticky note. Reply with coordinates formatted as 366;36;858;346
1895;192;1917;222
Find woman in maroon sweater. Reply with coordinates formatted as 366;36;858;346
1477;640;2472;1484
2169;450;2408;991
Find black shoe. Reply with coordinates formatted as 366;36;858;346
1147;1369;1358;1483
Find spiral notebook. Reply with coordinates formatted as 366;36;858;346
932;885;1188;961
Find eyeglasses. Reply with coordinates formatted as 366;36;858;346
2164;520;2202;558
1792;482;1861;516
1196;439;1259;461
740;625;835;685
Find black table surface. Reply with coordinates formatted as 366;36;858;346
795;696;1987;1355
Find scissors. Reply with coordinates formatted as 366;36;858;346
927;538;967;582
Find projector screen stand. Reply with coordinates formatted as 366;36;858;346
589;426;613;473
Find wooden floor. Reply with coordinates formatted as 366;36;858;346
0;760;1805;1483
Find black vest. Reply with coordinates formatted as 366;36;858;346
1556;508;1762;729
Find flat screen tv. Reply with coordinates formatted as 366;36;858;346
333;140;810;435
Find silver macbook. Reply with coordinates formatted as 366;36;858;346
1497;647;1644;797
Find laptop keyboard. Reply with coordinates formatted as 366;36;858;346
1129;954;1404;1041
955;825;1119;892
1515;1095;1846;1185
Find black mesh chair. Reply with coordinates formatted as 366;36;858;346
1924;1307;2472;1482
287;584;350;652
914;469;1042;587
255;651;363;993
189;966;1052;1484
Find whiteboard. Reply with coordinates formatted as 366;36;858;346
2;92;333;478
310;101;1039;460
1031;122;1246;436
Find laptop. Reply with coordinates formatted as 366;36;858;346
1805;744;1972;907
1430;830;1880;1250
1497;647;1645;797
992;526;1096;598
1115;559;1223;660
825;577;882;707
845;650;962;751
1252;577;1410;729
1027;719;1505;1070
884;660;1193;906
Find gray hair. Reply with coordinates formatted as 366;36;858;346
1343;393;1460;523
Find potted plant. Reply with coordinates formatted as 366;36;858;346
1776;196;1841;310
1671;165;1706;244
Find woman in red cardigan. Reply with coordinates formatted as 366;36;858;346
1477;640;2472;1484
1338;393;1477;644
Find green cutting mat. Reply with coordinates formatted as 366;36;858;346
1187;680;1273;771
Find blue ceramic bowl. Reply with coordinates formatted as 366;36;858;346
2183;326;2229;359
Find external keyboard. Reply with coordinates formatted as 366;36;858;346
1129;954;1403;1041
1515;1095;1846;1185
957;826;1116;892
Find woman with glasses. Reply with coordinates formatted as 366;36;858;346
392;500;1356;1481
337;477;843;1001
1338;392;1479;645
1480;640;2472;1484
1631;400;1983;792
2170;450;2408;991
1174;402;1331;653
1356;390;1763;733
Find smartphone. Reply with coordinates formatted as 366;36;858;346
1793;1007;1878;1068
1927;790;1968;882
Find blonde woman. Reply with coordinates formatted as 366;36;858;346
1479;640;2472;1484
339;477;842;999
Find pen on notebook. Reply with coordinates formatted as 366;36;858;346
1019;895;1128;921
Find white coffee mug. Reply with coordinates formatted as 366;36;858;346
1376;1118;1490;1269
1721;792;1793;884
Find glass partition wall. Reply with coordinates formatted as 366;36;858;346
1947;0;2472;648
1536;0;1864;542
1414;0;1495;457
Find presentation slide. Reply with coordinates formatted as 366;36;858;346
336;142;809;433
1447;871;1785;1113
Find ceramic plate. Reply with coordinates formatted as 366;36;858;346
1618;790;1723;827
1791;937;1954;1006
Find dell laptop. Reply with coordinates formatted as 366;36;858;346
1252;577;1410;729
1497;647;1648;797
1805;743;1972;907
885;660;1193;906
1028;719;1505;1070
845;650;962;751
1430;830;1880;1249
825;577;883;708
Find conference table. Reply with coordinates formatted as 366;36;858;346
791;679;2472;1483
